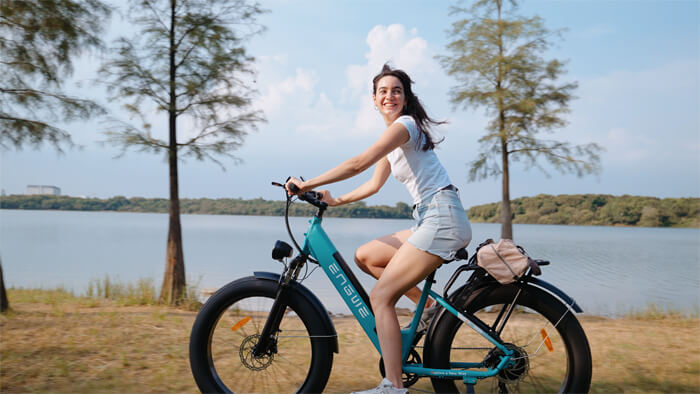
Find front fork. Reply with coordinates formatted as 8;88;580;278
253;254;308;356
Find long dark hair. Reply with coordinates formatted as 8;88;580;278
372;63;445;151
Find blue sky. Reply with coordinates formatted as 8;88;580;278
1;0;698;210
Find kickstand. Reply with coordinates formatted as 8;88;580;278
463;378;477;394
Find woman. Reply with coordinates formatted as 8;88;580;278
286;64;471;393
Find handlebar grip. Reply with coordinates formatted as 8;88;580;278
287;182;300;194
301;191;326;208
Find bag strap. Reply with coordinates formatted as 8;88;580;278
489;244;520;279
475;238;494;253
527;258;542;276
516;244;542;276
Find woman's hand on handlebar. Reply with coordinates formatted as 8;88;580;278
317;190;339;206
285;177;308;196
285;177;339;206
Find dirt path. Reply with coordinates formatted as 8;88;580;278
1;300;698;393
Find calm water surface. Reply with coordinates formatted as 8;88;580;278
1;209;698;316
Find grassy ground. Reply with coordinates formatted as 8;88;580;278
1;289;699;393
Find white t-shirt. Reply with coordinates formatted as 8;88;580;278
387;115;452;205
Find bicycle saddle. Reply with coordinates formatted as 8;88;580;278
444;248;468;264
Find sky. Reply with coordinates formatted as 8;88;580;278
1;0;699;210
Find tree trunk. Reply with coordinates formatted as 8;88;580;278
0;259;9;313
160;0;186;305
500;139;513;240
161;144;186;304
495;0;512;240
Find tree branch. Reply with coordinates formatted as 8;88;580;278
142;0;169;32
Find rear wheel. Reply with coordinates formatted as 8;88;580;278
189;277;333;393
425;285;591;393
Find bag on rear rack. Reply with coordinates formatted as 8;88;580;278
476;239;539;284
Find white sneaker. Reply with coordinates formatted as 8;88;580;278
402;304;440;334
351;378;408;394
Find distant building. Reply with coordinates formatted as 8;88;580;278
26;185;61;196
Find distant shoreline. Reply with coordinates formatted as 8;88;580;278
1;193;698;228
0;194;413;220
469;193;699;228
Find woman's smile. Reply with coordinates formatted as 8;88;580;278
373;75;406;123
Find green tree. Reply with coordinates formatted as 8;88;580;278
99;0;265;304
0;0;110;150
0;0;110;313
439;0;602;239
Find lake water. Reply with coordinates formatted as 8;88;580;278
1;209;698;317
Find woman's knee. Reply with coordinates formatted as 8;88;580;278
355;231;409;272
354;248;369;272
354;244;379;272
369;284;399;309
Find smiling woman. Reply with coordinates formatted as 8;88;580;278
284;64;472;393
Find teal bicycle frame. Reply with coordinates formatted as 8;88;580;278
301;215;514;385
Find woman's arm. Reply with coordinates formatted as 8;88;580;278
324;158;391;206
293;121;409;192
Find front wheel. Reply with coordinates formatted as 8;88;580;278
189;277;334;393
425;284;592;393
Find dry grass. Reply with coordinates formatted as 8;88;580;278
1;290;699;393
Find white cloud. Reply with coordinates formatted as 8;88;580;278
246;58;354;144
346;25;430;95
366;25;431;73
257;67;318;114
295;93;352;136
251;24;444;141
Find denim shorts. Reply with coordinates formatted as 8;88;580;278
407;189;472;260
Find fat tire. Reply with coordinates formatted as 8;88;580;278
425;284;592;393
189;276;333;393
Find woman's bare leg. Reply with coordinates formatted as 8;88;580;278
370;242;444;388
354;229;432;305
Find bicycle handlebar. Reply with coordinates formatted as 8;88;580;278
273;181;328;210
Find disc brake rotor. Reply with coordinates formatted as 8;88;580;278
486;343;530;384
239;334;275;371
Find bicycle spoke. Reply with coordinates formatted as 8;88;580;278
200;293;320;393
428;285;590;393
525;370;550;392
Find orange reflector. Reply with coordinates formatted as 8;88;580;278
540;328;554;352
232;316;251;331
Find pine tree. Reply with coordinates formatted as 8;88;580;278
99;0;265;304
0;0;110;313
439;0;602;239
